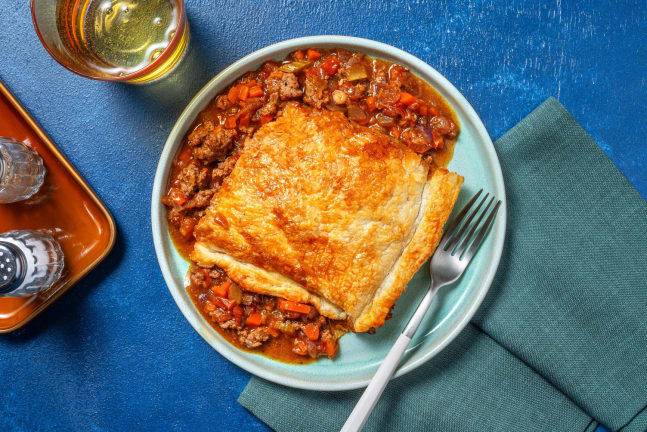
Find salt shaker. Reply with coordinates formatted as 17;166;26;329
0;137;46;204
0;230;65;297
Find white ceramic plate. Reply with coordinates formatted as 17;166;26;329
151;36;506;391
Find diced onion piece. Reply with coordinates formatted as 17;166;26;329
375;112;395;127
228;282;243;304
279;60;312;73
346;63;368;81
271;320;298;335
347;104;367;122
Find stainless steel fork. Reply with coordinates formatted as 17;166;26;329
341;189;501;432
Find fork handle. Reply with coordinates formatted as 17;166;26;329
340;285;438;432
340;333;412;432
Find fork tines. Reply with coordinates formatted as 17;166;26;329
440;189;501;261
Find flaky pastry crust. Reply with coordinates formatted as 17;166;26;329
192;103;462;332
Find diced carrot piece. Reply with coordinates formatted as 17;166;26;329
418;104;428;116
303;323;320;341
227;85;239;103
248;86;264;98
246;312;262;327
293;50;305;60
398;91;417;105
268;328;280;337
306;49;321;61
277;298;312;314
170;190;187;206
428;105;439;117
238;85;249;101
260;114;274;124
211;280;231;298
224;116;237;129
364;96;376;112
324;339;338;358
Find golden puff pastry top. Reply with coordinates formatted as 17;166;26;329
192;103;462;332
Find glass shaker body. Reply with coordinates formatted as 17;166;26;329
0;137;46;204
0;230;65;297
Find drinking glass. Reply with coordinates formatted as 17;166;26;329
31;0;189;84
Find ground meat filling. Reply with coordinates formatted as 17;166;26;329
190;266;340;358
279;73;303;99
163;47;460;361
189;122;236;162
255;92;279;119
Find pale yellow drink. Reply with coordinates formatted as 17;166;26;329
33;0;189;83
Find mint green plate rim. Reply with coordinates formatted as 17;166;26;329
151;36;506;391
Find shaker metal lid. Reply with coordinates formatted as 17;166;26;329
0;242;22;294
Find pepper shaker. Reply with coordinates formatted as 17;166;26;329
0;230;65;297
0;137;46;204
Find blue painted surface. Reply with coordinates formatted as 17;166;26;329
0;1;644;431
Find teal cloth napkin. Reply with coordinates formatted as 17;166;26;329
238;98;647;432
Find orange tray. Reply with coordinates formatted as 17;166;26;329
0;81;115;333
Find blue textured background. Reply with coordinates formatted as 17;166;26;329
1;1;645;431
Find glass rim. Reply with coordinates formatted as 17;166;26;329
30;0;186;82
